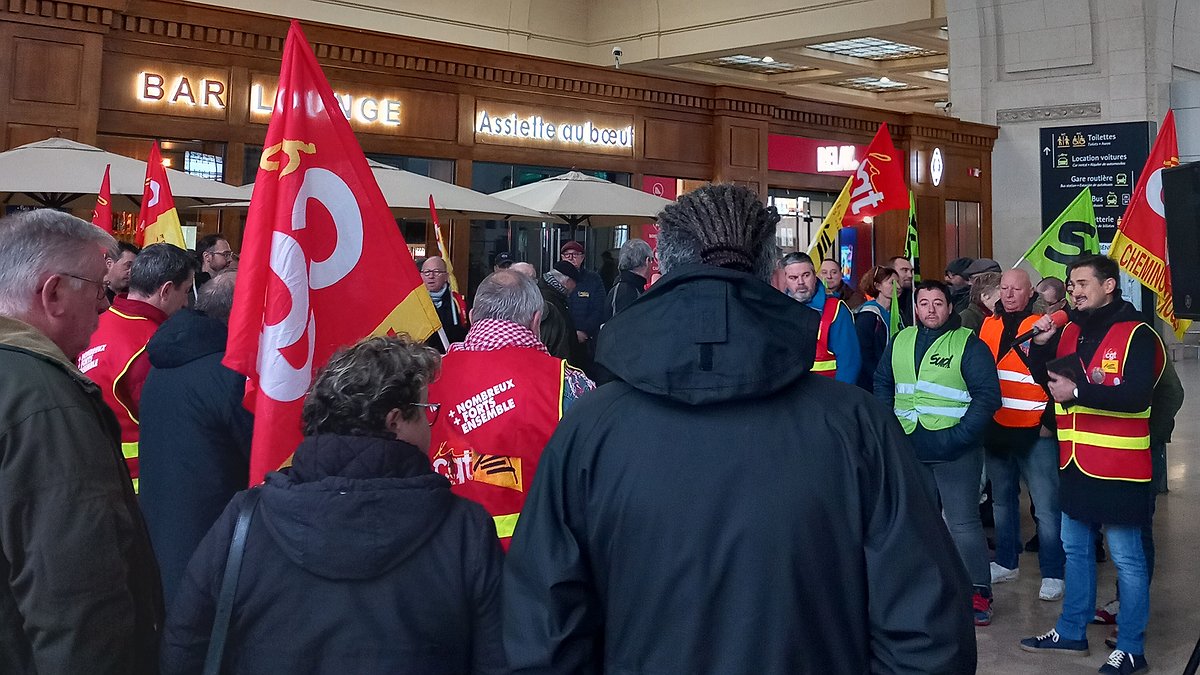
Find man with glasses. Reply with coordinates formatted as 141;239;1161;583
0;210;162;673
428;269;593;550
420;256;468;351
194;233;233;289
79;243;195;492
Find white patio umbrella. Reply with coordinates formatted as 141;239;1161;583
215;159;556;221
0;137;246;209
489;170;673;228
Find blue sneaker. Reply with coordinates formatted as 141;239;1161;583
972;590;992;626
1020;628;1090;656
1098;649;1149;674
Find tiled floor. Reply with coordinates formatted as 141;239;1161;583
977;357;1200;674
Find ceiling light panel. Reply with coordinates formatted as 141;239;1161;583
806;37;943;60
696;54;816;74
828;76;925;92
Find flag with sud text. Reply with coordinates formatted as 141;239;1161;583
905;189;921;282
224;21;442;483
1109;110;1191;338
92;164;113;231
1018;187;1098;280
807;123;908;263
135;141;186;248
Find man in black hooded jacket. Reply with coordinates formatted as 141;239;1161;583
503;185;976;674
139;272;253;607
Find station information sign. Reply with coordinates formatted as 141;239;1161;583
1039;121;1151;244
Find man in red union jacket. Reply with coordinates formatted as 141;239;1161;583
78;243;194;492
428;269;593;550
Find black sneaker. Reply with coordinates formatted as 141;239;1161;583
1098;649;1148;674
1020;628;1089;656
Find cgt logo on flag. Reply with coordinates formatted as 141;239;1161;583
849;152;899;215
224;20;441;483
252;141;370;403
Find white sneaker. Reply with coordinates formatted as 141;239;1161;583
1039;577;1065;601
991;561;1019;583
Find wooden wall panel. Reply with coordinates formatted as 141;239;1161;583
11;37;82;105
729;126;760;169
8;123;77;147
643;117;711;165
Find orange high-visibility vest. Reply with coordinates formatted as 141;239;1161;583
813;299;844;378
1054;320;1164;482
427;346;566;550
980;314;1048;428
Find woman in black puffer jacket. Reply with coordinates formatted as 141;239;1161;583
161;336;506;675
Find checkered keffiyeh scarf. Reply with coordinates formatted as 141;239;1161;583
449;318;549;354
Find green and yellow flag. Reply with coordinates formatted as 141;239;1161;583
905;190;921;282
1017;187;1098;280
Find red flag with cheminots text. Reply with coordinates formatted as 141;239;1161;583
1109;110;1190;338
136;141;186;248
92;164;113;231
224;21;442;483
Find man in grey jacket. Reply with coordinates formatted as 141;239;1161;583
0;210;162;674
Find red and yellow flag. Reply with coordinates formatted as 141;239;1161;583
91;164;113;231
224;21;442;483
429;195;459;293
808;123;908;263
135;142;186;248
1109;110;1191;338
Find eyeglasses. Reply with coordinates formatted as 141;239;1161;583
58;272;107;301
561;251;584;259
411;402;441;426
209;250;234;259
421;270;448;277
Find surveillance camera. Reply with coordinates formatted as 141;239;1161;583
612;46;623;58
934;100;953;111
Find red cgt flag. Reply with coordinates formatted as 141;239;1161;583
846;122;909;219
808;123;907;262
91;164;113;231
224;21;442;483
1109;110;1190;338
136;141;186;248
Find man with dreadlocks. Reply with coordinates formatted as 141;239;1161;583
503;184;976;674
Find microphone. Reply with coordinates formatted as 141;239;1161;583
1013;309;1069;344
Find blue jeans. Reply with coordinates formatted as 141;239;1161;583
1056;513;1149;654
920;448;990;590
986;436;1064;578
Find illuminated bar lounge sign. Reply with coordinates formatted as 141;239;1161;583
474;102;635;155
137;71;229;109
249;76;403;129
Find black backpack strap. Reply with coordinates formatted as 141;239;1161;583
202;488;262;675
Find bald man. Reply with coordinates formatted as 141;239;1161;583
979;269;1064;601
510;262;537;279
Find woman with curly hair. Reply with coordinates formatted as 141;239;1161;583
162;336;506;675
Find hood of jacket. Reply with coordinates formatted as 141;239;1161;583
258;434;454;581
146;308;228;369
596;264;818;405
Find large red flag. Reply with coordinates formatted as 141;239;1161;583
224;21;442;483
91;164;113;231
136;141;186;248
1109;110;1190;338
808;123;907;262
